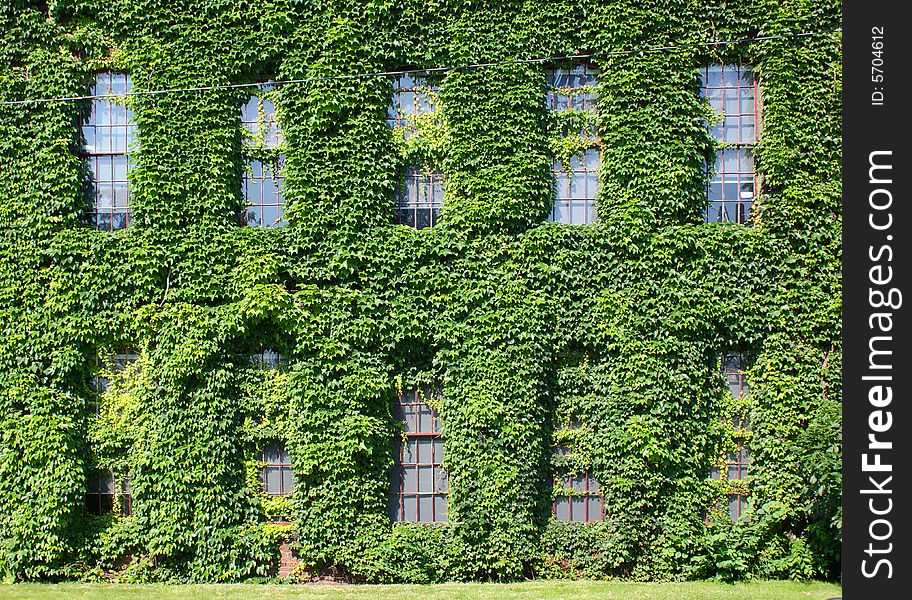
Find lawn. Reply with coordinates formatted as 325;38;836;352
0;580;841;600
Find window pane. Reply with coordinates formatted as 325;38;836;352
402;495;417;521
588;496;603;520
555;497;569;521
265;467;281;493
434;495;447;522
418;466;433;492
418;495;433;522
571;496;587;522
403;466;417;492
281;467;294;493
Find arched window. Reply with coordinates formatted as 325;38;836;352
261;443;294;496
82;73;136;231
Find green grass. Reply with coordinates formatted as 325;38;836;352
0;581;841;600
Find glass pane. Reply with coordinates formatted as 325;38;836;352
418;495;433;522
418;466;433;492
570;201;587;224
262;205;279;227
588;496;603;520
434;495;447;522
572;496;587;522
433;438;444;463
111;211;127;231
403;467;417;492
415;209;431;230
417;438;432;463
405;438;418;463
555;497;569;521
586;201;597;224
96;212;111;230
728;495;740;520
281;467;294;493
435;467;448;493
418;405;432;432
402;495;417;521
552;201;568;223
113;183;128;208
265;467;281;493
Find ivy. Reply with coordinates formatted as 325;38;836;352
0;0;841;584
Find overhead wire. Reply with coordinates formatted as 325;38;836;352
0;29;841;106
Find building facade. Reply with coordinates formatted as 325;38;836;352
0;0;842;583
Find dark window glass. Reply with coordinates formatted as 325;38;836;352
390;387;447;523
261;443;294;496
86;470;130;516
82;73;136;231
701;65;757;224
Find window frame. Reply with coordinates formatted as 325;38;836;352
81;72;136;232
701;64;760;224
240;84;286;227
389;387;448;524
546;62;601;225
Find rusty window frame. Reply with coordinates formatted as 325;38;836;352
261;443;295;496
389;388;448;523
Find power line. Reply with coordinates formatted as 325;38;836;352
0;29;841;106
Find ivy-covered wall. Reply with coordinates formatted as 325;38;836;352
0;0;841;583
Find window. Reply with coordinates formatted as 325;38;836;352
388;75;444;229
551;149;599;224
701;64;757;224
552;418;604;522
86;470;132;516
389;388;447;523
261;443;295;496
722;352;750;521
241;87;285;227
386;74;437;135
396;166;443;229
250;349;286;369
82;73;136;231
554;471;603;522
91;349;139;395
546;64;600;224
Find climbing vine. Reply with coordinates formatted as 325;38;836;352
0;0;841;584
